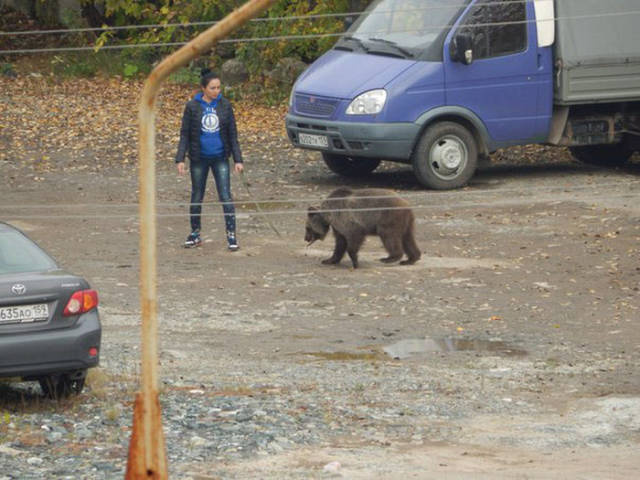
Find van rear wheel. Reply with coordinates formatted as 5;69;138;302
322;153;381;177
412;122;478;189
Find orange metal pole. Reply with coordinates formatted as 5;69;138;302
127;1;277;478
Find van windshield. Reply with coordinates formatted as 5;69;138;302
337;0;469;59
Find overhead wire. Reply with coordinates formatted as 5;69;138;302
1;177;639;209
0;1;541;37
0;11;352;36
2;186;638;221
1;179;638;213
2;9;639;55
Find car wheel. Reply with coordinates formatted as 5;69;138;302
412;122;478;189
569;144;633;166
322;153;381;177
39;370;87;399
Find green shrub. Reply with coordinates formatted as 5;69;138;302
167;65;202;85
50;54;98;77
1;62;15;76
235;0;349;74
91;0;357;78
122;63;139;77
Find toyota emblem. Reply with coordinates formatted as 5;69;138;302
11;284;26;295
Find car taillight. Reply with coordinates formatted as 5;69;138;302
63;289;99;316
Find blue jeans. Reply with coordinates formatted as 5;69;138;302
189;155;236;235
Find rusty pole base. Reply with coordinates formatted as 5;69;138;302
125;392;167;479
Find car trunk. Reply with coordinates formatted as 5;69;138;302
0;270;88;334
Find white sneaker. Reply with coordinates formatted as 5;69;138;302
184;231;202;248
227;232;239;251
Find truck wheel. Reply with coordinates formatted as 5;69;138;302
322;153;381;177
412;122;478;189
569;144;633;166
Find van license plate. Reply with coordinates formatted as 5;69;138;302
0;304;49;323
298;133;328;148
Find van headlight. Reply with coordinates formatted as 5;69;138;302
346;89;387;115
288;88;295;108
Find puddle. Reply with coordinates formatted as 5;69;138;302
383;337;526;360
292;339;526;363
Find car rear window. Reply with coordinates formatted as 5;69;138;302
0;230;58;274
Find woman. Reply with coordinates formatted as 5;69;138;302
175;68;243;251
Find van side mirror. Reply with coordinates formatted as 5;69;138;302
344;15;355;29
450;32;474;65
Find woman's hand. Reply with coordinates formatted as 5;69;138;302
234;163;244;174
177;162;186;176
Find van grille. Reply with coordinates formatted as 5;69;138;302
294;94;337;118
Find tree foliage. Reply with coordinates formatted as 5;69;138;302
88;0;366;74
94;0;239;45
234;0;349;72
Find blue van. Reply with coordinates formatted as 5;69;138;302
285;0;640;189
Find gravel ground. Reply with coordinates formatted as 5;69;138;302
1;76;640;478
2;347;640;478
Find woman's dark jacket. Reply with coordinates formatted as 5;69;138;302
174;96;243;164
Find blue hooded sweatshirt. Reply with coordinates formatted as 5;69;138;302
195;92;225;157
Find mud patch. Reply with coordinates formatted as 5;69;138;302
294;351;385;362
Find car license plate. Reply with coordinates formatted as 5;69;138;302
298;133;329;148
0;304;49;323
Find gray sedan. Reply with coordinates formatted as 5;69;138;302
0;222;101;398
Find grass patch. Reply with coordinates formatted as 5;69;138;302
0;368;136;415
167;65;202;86
47;51;154;78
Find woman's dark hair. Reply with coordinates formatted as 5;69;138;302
200;68;220;88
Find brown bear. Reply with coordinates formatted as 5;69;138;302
305;187;421;268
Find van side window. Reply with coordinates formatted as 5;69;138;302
458;0;526;59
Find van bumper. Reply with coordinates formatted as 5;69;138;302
285;113;419;162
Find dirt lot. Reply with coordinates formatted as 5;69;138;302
1;77;640;478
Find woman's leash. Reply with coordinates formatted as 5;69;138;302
239;170;282;238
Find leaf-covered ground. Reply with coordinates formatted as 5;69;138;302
0;76;289;174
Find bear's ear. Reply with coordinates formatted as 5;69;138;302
308;206;320;217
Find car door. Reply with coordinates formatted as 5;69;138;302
444;0;543;144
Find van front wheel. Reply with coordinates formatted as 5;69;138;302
412;122;478;189
322;153;381;177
